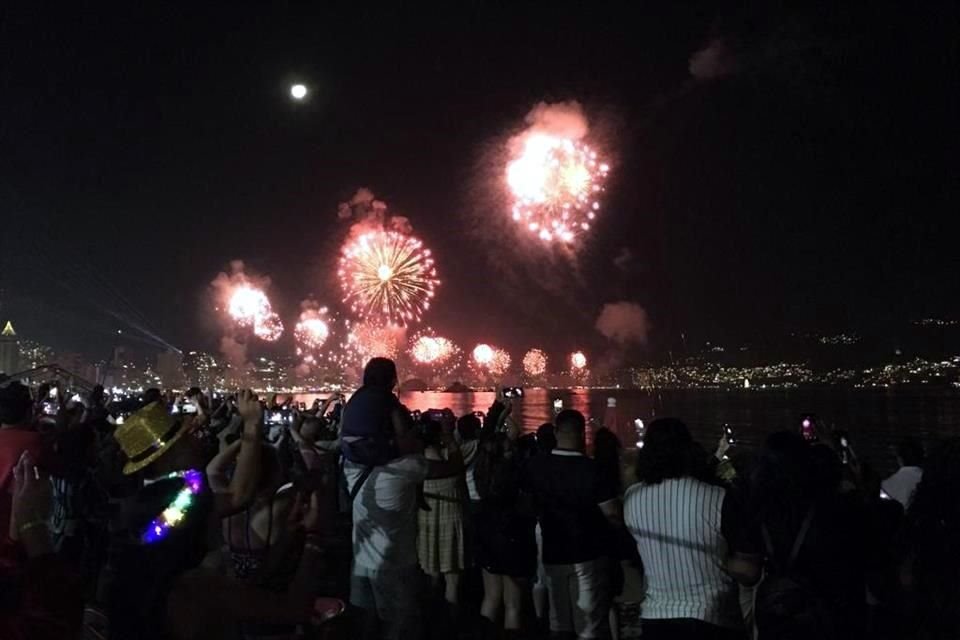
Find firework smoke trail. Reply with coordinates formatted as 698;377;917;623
522;348;548;378
506;101;610;245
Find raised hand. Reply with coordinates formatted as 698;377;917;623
237;389;262;434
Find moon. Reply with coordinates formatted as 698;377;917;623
290;84;307;100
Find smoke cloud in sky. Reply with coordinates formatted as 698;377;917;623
595;302;650;345
219;335;248;369
689;38;739;80
338;187;412;235
522;100;589;141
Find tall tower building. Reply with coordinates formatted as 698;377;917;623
0;321;21;376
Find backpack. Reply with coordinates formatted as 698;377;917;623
338;386;401;467
755;507;837;639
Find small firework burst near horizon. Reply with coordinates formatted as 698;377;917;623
570;350;587;370
472;343;511;377
409;331;462;380
522;348;548;377
411;334;457;365
227;284;283;342
338;229;439;327
506;134;609;245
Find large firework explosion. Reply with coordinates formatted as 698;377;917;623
338;229;439;327
226;283;283;341
506;134;609;244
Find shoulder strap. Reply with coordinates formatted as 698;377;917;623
349;466;374;501
786;507;815;571
762;506;816;574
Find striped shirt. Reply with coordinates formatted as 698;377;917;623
624;477;741;628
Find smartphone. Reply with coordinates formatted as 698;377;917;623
634;418;646;449
723;424;736;445
552;398;563;413
48;387;59;399
42;401;59;416
268;411;284;425
839;435;851;465
800;415;818;443
425;409;445;422
503;387;524;399
181;401;198;415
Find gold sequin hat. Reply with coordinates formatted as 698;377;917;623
114;401;186;475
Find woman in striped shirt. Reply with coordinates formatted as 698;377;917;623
623;418;745;640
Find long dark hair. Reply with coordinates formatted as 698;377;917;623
594;427;623;494
904;438;960;630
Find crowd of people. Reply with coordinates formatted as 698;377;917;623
0;357;958;639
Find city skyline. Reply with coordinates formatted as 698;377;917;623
4;314;959;393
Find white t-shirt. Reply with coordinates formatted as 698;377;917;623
882;466;923;508
344;455;429;572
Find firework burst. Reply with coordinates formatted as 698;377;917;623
296;313;362;387
294;307;331;353
522;348;548;378
471;343;511;378
506;134;609;245
338;229;439;326
227;284;283;341
570;351;587;370
348;322;403;365
408;331;462;382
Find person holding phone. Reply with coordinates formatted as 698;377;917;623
0;379;50;548
881;438;924;508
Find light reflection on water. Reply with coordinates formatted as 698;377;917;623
291;387;960;475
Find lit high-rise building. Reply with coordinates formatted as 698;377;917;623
0;321;20;376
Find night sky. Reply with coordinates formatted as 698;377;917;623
1;2;957;362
